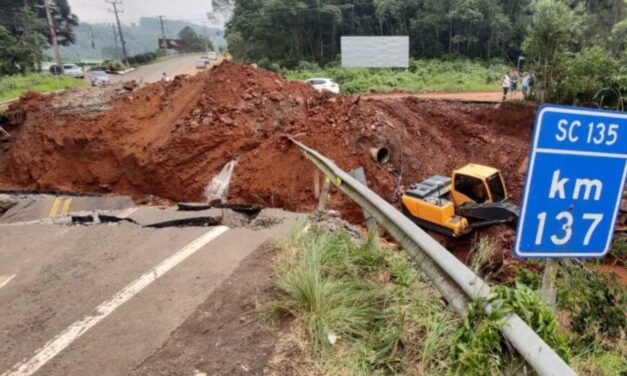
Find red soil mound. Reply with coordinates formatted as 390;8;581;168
0;62;536;223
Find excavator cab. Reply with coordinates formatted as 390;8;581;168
450;164;508;206
401;164;518;238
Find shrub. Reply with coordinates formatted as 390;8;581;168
451;284;570;374
558;265;626;338
101;59;125;72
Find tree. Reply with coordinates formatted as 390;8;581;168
178;26;213;53
0;0;79;45
522;0;582;101
609;18;627;58
0;8;48;74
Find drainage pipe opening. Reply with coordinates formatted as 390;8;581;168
370;147;390;164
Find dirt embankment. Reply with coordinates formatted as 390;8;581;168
0;62;536;225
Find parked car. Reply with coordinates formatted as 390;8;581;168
207;51;218;61
49;63;85;78
196;59;208;69
305;78;340;94
90;71;111;86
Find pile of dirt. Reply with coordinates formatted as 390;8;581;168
0;62;536;223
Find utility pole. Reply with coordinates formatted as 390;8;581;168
202;22;209;55
43;0;63;73
111;24;119;59
107;0;129;67
157;15;166;50
89;25;95;50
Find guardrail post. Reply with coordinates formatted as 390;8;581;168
349;167;378;233
313;169;320;199
318;176;331;210
541;259;558;308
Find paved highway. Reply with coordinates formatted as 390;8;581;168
0;195;305;375
107;55;220;84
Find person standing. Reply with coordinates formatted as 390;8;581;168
501;73;511;101
522;72;531;99
510;70;519;97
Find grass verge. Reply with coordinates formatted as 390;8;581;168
0;73;87;101
269;229;626;375
267;229;459;375
283;59;509;94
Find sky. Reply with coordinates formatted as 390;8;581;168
67;0;215;25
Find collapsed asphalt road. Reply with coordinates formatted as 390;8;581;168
0;194;305;376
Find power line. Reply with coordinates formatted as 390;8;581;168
106;0;128;67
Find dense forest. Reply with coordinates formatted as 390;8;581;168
222;0;627;106
224;0;625;65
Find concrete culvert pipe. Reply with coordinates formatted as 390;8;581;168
370;146;390;164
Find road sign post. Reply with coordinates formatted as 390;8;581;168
515;105;627;259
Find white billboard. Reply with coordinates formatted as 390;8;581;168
341;36;409;68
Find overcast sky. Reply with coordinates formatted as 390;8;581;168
68;0;215;25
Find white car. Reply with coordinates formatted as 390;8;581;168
207;51;218;61
196;59;208;69
306;78;340;94
62;64;84;79
90;71;110;86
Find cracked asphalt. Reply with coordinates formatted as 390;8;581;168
0;194;305;376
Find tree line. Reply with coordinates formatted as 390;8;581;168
224;0;626;106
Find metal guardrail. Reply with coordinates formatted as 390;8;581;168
0;98;19;110
291;138;576;376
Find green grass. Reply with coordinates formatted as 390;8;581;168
283;59;509;94
0;73;88;101
470;236;499;278
269;229;626;375
269;229;458;375
514;263;626;375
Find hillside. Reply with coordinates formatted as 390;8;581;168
60;17;226;61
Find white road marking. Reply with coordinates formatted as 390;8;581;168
1;225;229;376
117;207;138;218
0;274;16;290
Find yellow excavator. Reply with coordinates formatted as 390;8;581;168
401;164;520;238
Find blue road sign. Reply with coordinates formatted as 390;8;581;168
515;104;627;258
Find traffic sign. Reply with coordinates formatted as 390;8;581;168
515;104;627;258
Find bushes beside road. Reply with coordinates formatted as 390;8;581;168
282;59;509;94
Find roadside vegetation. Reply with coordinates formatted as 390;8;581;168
283;59;508;94
222;0;627;109
269;229;458;374
0;73;87;101
267;229;626;375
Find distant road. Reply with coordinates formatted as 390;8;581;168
362;91;524;103
106;55;219;84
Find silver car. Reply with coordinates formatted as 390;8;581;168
90;71;111;86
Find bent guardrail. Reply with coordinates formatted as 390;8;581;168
291;137;576;376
